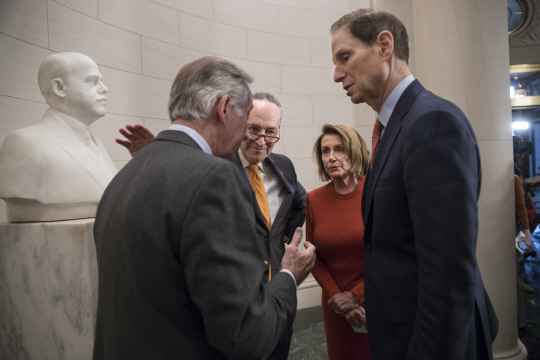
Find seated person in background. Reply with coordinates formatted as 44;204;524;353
306;124;371;360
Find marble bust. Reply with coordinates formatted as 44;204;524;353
0;52;117;222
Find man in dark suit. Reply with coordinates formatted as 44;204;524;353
93;56;316;360
234;92;307;359
116;92;307;360
329;9;498;359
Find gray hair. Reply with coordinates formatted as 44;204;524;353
330;9;409;64
253;92;283;121
168;56;254;122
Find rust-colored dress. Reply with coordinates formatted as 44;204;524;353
306;177;371;360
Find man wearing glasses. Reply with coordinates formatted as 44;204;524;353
235;92;306;359
116;91;306;359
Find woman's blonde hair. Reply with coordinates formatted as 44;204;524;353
313;124;370;182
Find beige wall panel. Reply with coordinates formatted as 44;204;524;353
281;126;321;159
153;0;213;19
510;45;540;65
49;1;142;74
101;67;171;120
0;201;5;224
278;7;340;39
290;158;319;193
248;31;310;66
144;118;171;136
213;0;278;33
223;58;281;94
278;95;313;127
348;0;370;11
142;38;209;81
259;0;308;8
353;126;374;151
281;66;342;96
0;34;52;103
90;114;141;161
98;0;178;44
0;0;48;47
413;0;510;141
313;96;375;127
178;12;247;58
0;96;48;145
308;0;368;12
53;0;98;18
477;140;518;354
310;39;333;68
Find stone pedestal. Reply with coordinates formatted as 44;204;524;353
0;219;97;360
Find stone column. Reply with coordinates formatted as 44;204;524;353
410;0;526;358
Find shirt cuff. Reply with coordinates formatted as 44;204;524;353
280;269;297;287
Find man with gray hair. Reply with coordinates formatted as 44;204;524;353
329;8;498;359
93;56;316;359
116;90;307;360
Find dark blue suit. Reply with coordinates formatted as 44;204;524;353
361;80;498;359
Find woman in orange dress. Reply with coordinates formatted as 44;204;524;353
306;124;371;359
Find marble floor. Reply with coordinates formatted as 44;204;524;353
289;237;540;360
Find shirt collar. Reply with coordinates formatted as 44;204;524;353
377;74;415;127
169;124;212;155
238;150;266;174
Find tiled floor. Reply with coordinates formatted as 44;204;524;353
289;237;540;360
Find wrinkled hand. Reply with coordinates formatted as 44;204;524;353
280;228;316;286
327;291;359;315
115;124;156;156
344;305;366;328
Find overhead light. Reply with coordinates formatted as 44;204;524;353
512;121;529;130
510;86;515;98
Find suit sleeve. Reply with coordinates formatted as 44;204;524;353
180;162;296;360
283;159;307;243
403;111;480;359
306;193;342;299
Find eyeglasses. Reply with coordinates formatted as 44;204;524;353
247;130;280;143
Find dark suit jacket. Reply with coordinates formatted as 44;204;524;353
93;130;297;360
361;80;498;360
235;153;307;282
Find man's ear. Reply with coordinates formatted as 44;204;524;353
51;78;67;98
377;30;394;62
215;94;231;124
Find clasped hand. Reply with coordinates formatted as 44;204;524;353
328;291;366;328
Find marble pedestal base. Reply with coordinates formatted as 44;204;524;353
0;219;98;360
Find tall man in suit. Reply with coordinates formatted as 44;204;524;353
116;92;306;360
93;56;316;359
329;9;498;359
235;92;307;359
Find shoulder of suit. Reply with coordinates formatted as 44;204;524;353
268;153;294;168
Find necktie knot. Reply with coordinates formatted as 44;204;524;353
247;163;259;175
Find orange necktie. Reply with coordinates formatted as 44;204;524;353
371;118;384;163
248;164;272;280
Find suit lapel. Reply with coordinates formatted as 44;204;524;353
265;156;293;194
363;80;425;235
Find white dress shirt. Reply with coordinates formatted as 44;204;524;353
378;74;415;138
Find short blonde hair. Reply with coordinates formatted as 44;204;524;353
313;124;370;182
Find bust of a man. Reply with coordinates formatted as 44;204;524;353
0;52;117;222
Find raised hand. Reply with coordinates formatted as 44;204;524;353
280;228;316;286
115;124;156;156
